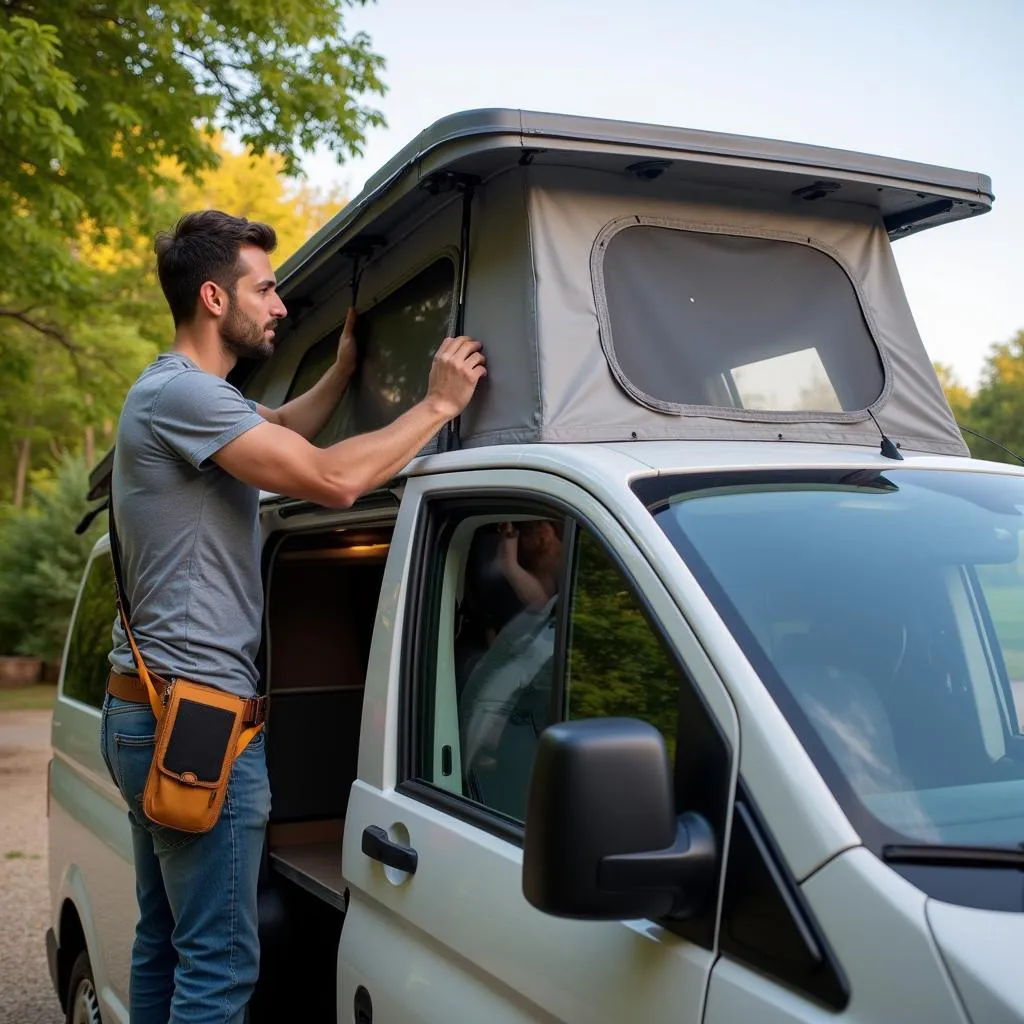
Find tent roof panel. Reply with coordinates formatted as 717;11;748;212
277;107;993;296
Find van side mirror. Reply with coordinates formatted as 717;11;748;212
522;718;716;921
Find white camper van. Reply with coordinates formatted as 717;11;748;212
47;109;1024;1024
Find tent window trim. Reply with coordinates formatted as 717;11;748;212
589;216;893;423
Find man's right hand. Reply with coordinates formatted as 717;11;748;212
425;336;486;420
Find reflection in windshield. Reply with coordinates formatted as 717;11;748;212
643;468;1024;850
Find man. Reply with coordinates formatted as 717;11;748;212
99;210;486;1023
459;519;564;818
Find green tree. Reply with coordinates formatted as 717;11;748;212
0;1;383;502
0;454;104;659
962;331;1024;465
167;132;348;263
934;362;973;425
567;532;680;759
0;138;347;506
1;1;383;314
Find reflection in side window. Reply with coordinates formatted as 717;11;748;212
455;518;564;821
566;531;680;760
419;513;683;825
286;258;455;446
63;554;116;710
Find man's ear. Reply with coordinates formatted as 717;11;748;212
198;281;226;318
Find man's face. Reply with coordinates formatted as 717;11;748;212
219;245;287;360
517;520;564;577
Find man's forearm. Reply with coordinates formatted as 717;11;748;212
275;361;352;440
319;398;453;502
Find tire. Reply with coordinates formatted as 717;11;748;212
65;949;102;1024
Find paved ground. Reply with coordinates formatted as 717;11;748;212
0;710;64;1023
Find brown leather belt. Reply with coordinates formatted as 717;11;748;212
106;671;267;726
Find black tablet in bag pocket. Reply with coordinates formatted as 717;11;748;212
162;698;237;783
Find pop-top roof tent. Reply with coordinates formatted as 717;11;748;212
88;108;993;498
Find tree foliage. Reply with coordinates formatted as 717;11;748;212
934;362;973;426
568;532;680;759
170;133;348;262
1;1;382;285
0;134;348;506
0;455;104;659
0;1;376;506
959;331;1024;465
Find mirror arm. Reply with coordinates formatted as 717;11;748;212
598;812;716;919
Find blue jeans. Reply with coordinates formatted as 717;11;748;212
100;693;271;1024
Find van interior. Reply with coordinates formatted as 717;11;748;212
252;521;394;1022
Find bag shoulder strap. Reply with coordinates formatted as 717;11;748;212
108;485;164;719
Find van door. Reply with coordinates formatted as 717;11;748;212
339;468;739;1024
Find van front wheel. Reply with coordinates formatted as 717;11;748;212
66;950;101;1024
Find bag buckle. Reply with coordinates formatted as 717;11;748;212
249;695;268;727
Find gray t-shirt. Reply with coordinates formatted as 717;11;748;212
108;353;266;697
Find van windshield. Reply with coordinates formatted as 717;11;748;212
637;467;1024;851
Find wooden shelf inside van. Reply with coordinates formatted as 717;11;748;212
268;820;346;912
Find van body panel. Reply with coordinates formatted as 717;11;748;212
601;440;1017;475
703;957;848;1023
338;891;560;1023
49;736;135;1011
342;466;741;1023
353;483;420;792
49;544;137;1018
51;700;109;792
48;821;131;1023
795;847;968;1022
928;901;1024;1024
342;780;716;1024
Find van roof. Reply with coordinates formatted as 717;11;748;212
277;107;992;296
86;110;993;501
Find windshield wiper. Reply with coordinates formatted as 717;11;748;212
883;844;1024;869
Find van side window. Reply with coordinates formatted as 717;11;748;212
410;509;688;824
62;553;116;709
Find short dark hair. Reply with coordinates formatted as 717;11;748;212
154;210;277;326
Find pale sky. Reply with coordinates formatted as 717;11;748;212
304;0;1023;391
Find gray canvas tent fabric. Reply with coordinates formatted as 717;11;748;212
519;166;967;455
86;110;987;501
246;165;968;457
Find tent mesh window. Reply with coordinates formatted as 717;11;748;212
598;225;885;415
286;257;455;444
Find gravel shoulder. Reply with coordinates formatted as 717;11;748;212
0;709;64;1024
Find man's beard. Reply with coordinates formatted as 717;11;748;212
220;301;276;361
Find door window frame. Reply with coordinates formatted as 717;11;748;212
396;485;733;947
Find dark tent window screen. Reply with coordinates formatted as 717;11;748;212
287;257;455;444
598;226;884;415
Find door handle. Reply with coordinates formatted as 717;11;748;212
361;825;418;875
